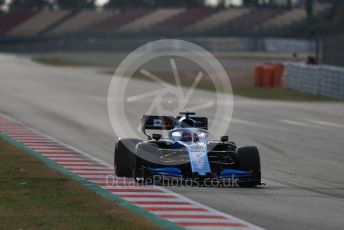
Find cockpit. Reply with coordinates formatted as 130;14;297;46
169;128;207;144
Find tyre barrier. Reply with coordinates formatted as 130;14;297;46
253;65;263;87
254;64;285;88
263;65;274;87
272;64;284;88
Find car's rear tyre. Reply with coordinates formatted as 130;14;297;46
236;146;261;187
114;138;141;177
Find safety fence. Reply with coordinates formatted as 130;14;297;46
320;32;344;68
286;64;344;99
0;37;315;53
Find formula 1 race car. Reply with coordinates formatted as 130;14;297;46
114;112;262;187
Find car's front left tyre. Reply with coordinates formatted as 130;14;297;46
114;138;141;177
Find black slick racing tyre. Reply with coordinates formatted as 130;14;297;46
114;138;141;177
236;146;261;187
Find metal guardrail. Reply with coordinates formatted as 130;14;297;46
286;63;344;99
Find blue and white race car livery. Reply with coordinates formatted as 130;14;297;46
114;112;262;187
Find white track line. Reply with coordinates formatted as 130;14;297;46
309;120;344;128
278;119;317;128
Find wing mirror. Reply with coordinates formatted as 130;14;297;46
152;133;162;141
221;136;228;143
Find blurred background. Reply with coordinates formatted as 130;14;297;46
1;2;344;230
0;0;343;99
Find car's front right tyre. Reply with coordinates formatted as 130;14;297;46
236;146;261;187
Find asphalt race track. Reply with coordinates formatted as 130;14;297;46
1;54;344;229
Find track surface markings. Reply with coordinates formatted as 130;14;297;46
0;114;263;230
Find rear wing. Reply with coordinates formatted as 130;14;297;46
142;116;177;130
142;115;208;130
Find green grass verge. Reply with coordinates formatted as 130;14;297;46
232;86;340;101
126;71;340;102
32;58;340;102
32;57;83;67
0;138;169;230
